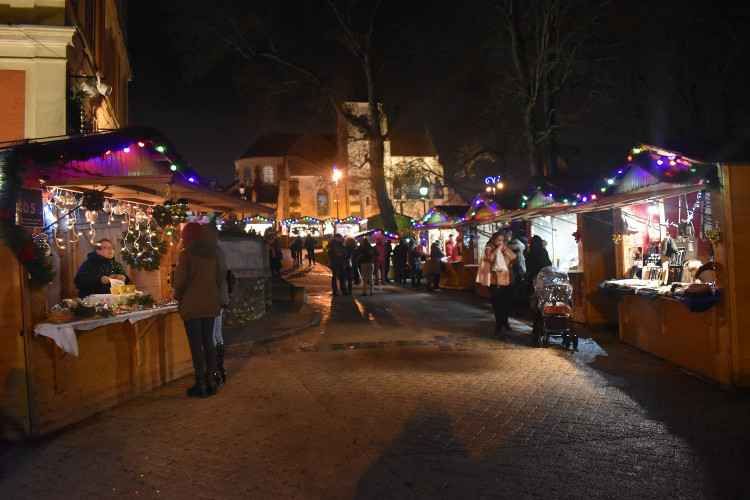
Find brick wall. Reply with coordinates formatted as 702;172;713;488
0;70;25;143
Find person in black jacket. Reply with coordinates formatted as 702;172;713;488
525;235;552;287
327;234;347;295
392;240;408;284
304;234;317;266
74;238;132;298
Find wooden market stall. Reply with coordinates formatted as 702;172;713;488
0;129;274;440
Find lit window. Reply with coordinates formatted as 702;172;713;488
317;189;329;215
365;196;371;206
243;167;252;183
263;165;275;184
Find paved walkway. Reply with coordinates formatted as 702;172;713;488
2;252;750;499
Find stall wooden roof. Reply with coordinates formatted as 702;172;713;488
44;174;274;214
14;128;274;215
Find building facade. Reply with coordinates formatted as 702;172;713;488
234;102;463;222
0;0;130;144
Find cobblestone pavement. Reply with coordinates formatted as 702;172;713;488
2;259;750;499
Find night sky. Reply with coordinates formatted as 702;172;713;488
127;1;750;193
127;2;254;185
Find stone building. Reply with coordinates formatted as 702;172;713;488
233;102;465;223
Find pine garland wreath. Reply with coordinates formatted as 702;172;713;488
119;224;167;272
81;189;106;212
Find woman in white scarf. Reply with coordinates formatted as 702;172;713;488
477;230;518;334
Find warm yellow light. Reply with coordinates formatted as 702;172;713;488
497;182;504;189
332;166;342;183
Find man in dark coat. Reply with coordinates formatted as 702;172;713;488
392;240;408;284
304;234;317;265
74;238;131;298
327;234;347;295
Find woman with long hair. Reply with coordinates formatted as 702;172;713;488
477;230;518;334
173;222;224;397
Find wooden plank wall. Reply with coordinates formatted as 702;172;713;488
580;211;619;327
0;243;32;441
27;312;192;437
724;164;750;385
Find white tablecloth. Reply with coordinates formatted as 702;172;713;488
34;306;178;356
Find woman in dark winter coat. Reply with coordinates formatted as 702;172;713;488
74;238;131;298
525;235;552;286
173;222;224;398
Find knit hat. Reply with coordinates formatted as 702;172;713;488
181;222;203;244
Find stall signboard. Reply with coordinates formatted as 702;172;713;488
16;188;43;227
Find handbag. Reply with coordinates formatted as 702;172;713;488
476;258;492;287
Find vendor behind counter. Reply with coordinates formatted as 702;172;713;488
74;238;132;298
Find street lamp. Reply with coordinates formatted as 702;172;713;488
332;166;342;220
419;177;430;215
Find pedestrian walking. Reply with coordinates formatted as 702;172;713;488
392;239;408;284
355;238;377;295
328;233;347;295
201;223;229;385
408;240;424;288
173;222;223;398
373;238;387;287
269;241;282;276
427;239;445;291
476;230;518;335
384;239;393;283
291;235;303;266
504;227;527;311
304;234;317;266
344;236;358;294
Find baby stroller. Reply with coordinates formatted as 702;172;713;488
530;266;577;349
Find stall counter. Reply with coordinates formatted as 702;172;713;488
26;307;193;438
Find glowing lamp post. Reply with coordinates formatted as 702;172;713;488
332;166;342;221
419;178;430;216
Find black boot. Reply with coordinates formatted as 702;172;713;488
187;378;208;398
206;374;218;396
216;342;227;384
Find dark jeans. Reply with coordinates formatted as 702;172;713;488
411;264;422;286
428;272;441;290
184;317;218;382
394;261;407;283
306;249;316;265
331;262;346;292
489;284;513;327
384;259;392;282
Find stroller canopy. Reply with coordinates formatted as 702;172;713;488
533;266;573;305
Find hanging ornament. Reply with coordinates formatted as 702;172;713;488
64;192;78;208
135;208;149;223
112;201;127;215
85;210;99;222
102;199;112;213
705;223;721;248
572;230;582;243
146;206;153;216
612;234;622;244
81;190;106;212
152;205;172;228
